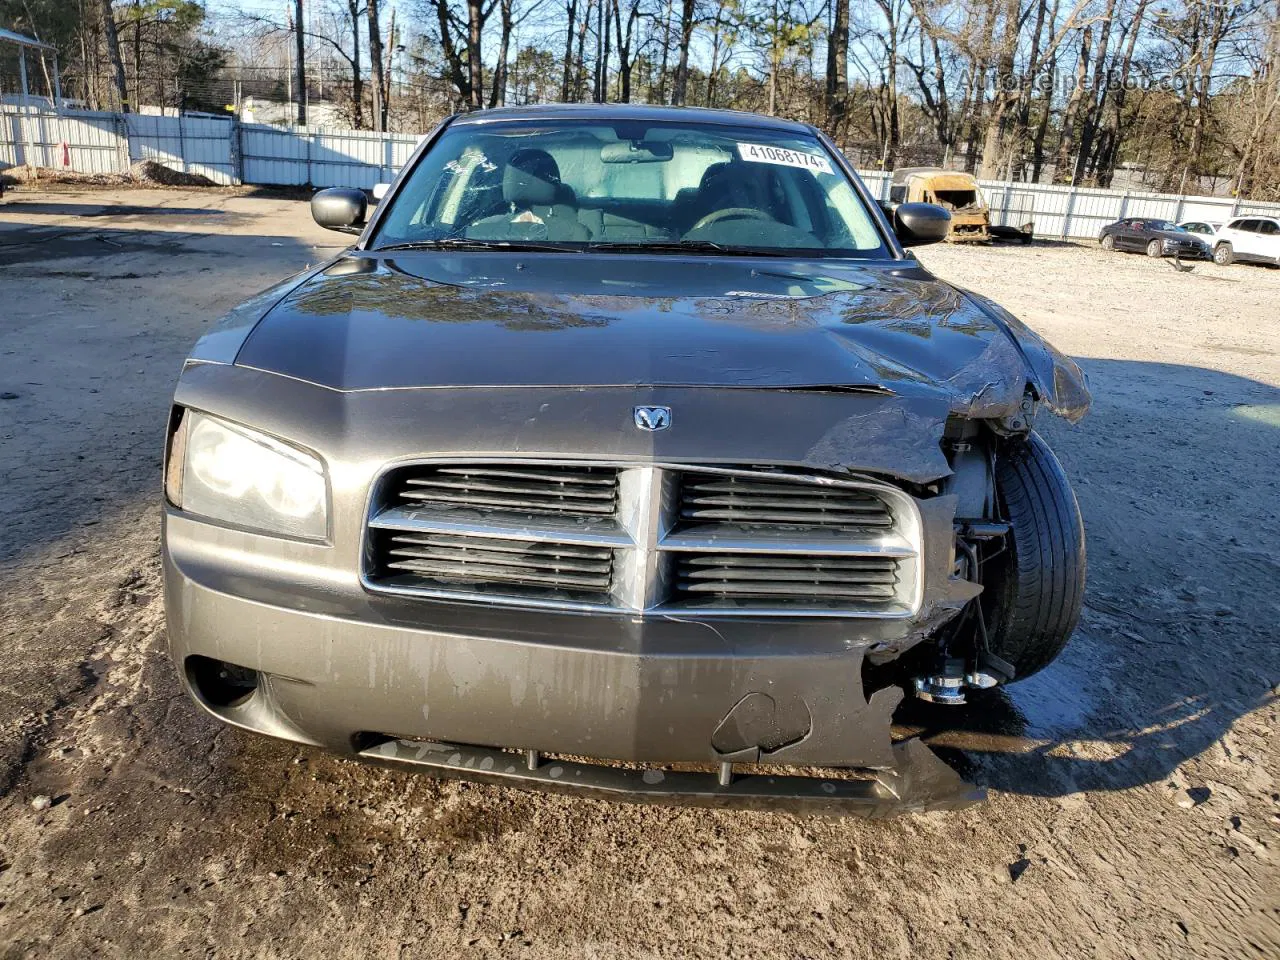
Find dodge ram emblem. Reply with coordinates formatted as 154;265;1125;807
633;406;671;431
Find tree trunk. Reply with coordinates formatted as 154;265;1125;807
672;0;695;106
346;0;364;128
598;0;610;101
825;0;849;135
976;0;1023;178
562;0;577;102
431;0;472;107
1052;27;1093;184
1093;0;1149;187
575;2;590;101
1073;0;1118;183
294;0;306;125
613;0;635;103
657;0;673;104
466;0;485;110
367;0;384;130
1030;54;1056;181
132;10;141;112
383;6;396;127
490;0;513;107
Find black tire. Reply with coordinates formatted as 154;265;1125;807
1146;238;1163;258
1100;234;1115;251
1214;243;1234;266
981;433;1086;681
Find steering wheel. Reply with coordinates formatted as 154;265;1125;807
690;207;774;232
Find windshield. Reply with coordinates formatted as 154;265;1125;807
371;119;890;258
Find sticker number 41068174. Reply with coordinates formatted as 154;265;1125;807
736;142;833;175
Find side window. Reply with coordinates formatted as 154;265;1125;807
889;185;907;203
1240;219;1261;232
1257;221;1279;235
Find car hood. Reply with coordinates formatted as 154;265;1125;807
230;252;1089;420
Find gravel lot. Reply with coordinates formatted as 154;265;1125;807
0;187;1276;959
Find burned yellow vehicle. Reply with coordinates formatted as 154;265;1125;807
889;168;990;242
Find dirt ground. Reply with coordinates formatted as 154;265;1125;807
0;187;1276;960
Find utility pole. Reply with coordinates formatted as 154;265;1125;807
294;0;307;126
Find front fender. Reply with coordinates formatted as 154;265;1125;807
957;290;1091;423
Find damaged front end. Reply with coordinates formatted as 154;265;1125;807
166;253;1089;816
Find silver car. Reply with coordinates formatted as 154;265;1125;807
163;104;1089;814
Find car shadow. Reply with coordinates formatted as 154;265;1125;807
899;357;1280;797
0;201;234;219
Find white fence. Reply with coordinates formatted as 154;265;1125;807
5;104;1280;237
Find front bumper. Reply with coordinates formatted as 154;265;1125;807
1164;241;1210;258
164;511;982;814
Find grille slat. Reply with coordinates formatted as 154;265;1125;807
674;551;901;606
387;547;612;574
379;531;614;598
406;478;617;500
679;475;893;530
435;466;617;486
387;560;611;590
397;465;620;519
389;532;609;559
401;489;618;514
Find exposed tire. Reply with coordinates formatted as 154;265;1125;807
1100;234;1115;251
1214;243;1234;266
981;433;1086;682
1146;238;1163;258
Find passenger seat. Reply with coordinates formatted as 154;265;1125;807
464;149;590;242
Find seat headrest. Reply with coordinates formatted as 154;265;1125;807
504;149;561;208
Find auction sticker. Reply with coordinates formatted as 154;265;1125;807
737;142;832;175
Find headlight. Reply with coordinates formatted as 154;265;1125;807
166;410;328;540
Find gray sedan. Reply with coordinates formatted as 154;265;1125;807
1099;217;1210;260
162;104;1090;814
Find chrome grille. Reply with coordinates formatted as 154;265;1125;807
365;463;922;617
376;531;613;601
674;553;900;606
396;465;619;518
678;474;893;530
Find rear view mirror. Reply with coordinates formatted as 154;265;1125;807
601;141;674;164
311;187;368;234
893;202;951;247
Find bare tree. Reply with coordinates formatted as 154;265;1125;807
671;0;695;105
100;0;128;110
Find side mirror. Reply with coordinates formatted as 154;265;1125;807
893;202;951;247
311;187;368;234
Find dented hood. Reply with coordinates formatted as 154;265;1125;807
233;252;1089;420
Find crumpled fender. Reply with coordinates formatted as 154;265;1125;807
958;288;1092;422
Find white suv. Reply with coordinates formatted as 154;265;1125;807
1212;216;1280;266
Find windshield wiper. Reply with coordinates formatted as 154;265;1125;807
585;240;791;257
375;238;570;253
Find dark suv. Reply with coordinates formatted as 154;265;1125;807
162;104;1090;814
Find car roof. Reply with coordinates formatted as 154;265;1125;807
447;102;814;134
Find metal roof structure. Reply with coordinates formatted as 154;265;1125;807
0;27;56;51
1;25;62;109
